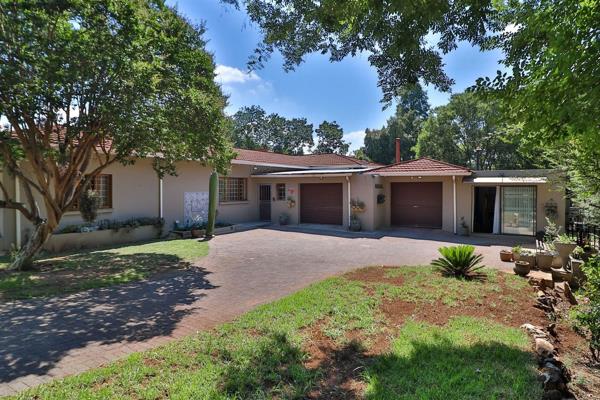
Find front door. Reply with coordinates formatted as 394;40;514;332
473;187;496;233
259;184;271;221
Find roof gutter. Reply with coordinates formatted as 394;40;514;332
231;159;310;169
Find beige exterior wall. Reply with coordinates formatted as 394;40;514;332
162;162;257;230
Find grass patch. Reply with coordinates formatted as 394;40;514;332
0;239;208;301
11;266;544;399
364;317;542;399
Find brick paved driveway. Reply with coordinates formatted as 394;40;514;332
0;226;531;395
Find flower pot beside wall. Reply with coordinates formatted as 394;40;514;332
500;250;513;262
191;229;205;238
279;213;290;226
349;218;361;232
519;252;536;269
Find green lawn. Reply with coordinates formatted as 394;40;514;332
11;266;543;399
0;239;208;301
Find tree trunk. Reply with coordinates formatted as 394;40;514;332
9;221;52;271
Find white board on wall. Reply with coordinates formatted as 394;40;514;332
183;192;209;223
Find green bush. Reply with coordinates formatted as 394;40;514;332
432;245;484;279
575;256;600;362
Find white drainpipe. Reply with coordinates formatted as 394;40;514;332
346;176;351;227
159;178;164;218
452;175;457;234
15;175;21;248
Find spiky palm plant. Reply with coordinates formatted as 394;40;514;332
432;245;485;279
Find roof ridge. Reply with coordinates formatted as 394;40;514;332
418;157;471;171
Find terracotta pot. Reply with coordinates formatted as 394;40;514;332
536;252;555;271
554;242;577;269
513;261;531;277
500;250;513;262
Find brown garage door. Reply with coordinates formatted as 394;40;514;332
300;183;343;225
391;182;443;228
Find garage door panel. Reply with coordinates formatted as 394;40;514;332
300;183;343;225
391;182;442;228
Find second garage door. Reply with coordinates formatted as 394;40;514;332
391;182;443;228
300;183;343;225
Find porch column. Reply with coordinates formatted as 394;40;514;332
346;176;351;227
452;175;457;234
15;175;21;248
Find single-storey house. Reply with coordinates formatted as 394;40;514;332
0;142;566;253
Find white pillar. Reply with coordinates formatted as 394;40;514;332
346;176;351;227
452;175;457;234
15;175;21;248
159;178;164;218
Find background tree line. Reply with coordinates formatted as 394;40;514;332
359;86;536;170
230;106;349;155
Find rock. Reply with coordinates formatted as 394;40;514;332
542;389;563;400
555;282;578;305
521;323;549;339
535;338;555;358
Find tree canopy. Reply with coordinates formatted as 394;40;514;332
314;121;349;155
230;105;313;154
0;0;230;269
363;85;429;164
415;92;534;170
223;0;495;103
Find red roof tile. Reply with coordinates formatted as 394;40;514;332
366;157;471;176
233;148;380;168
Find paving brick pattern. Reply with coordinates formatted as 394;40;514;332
0;227;531;396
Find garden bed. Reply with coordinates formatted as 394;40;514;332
14;265;596;399
44;225;162;253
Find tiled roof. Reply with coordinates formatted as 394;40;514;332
366;157;471;176
233;148;382;168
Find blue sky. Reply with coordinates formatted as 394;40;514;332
168;0;506;152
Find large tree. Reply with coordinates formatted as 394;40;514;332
477;0;600;221
314;121;348;155
230;105;313;154
415;92;535;170
223;0;495;103
0;0;231;270
363;85;429;163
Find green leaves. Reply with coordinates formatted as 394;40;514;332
431;245;485;279
314;120;348;155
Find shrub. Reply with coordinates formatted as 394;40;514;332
574;256;600;362
79;189;101;223
432;245;484;279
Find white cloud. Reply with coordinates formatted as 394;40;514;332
343;129;366;152
215;64;260;84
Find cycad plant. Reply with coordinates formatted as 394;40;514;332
432;245;485;279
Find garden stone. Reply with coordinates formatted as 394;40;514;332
535;338;555;358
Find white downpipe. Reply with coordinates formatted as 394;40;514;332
452;175;457;234
159;178;164;219
15;175;21;248
493;185;501;234
346;176;351;227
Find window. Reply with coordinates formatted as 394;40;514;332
276;183;286;201
70;174;113;210
219;177;247;202
501;186;536;235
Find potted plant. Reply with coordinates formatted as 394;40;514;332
79;189;101;232
350;198;365;213
349;215;361;232
512;245;522;261
279;213;290;225
287;196;296;208
554;234;577;269
536;249;555;271
513;260;531;277
458;217;469;236
190;216;206;238
500;249;513;262
570;246;586;284
519;248;536;269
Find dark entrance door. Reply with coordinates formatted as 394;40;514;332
391;182;443;228
300;183;343;225
259;184;271;221
473;186;496;233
